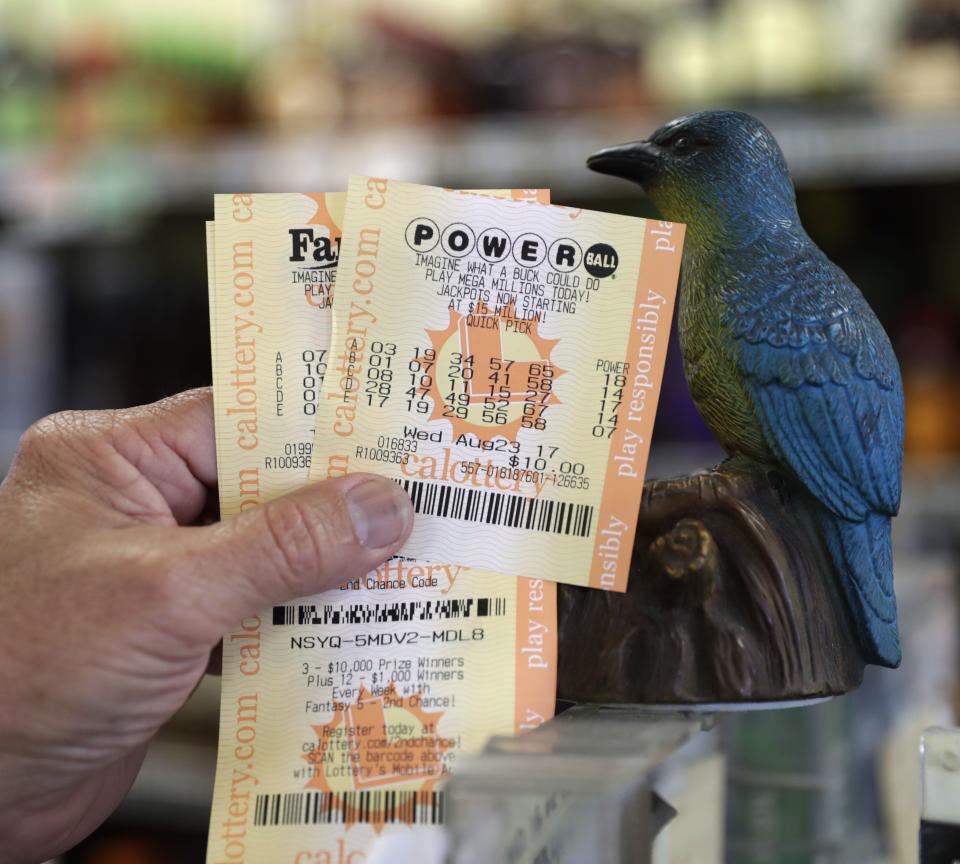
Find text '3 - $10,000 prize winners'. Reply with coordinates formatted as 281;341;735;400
206;190;560;864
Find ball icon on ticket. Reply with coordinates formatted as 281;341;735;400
548;237;583;273
510;232;547;267
405;218;441;253
441;223;476;258
584;242;619;278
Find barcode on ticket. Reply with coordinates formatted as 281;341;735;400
253;790;445;826
398;479;594;538
272;596;508;626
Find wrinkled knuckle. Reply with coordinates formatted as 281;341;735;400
156;388;212;416
13;414;79;478
261;498;334;587
18;412;70;456
19;409;113;456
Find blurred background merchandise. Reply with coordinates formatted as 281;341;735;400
1;1;959;862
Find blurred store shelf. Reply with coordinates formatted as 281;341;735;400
3;107;960;239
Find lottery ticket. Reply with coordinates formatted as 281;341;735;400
205;192;556;864
310;177;684;592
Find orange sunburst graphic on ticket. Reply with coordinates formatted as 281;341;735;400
423;300;564;441
303;192;343;239
303;683;453;832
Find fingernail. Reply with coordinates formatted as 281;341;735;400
346;478;411;549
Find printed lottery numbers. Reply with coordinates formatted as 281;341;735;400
483;357;511;426
591;366;626;438
444;351;474;421
365;341;397;408
301;349;327;416
522;362;554;431
406;346;436;415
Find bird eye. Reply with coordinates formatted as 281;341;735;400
673;135;692;153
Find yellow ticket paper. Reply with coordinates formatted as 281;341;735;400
310;178;684;592
211;192;344;509
206;192;556;864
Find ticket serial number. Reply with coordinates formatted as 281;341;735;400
289;629;486;650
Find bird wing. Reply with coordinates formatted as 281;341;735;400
726;242;904;521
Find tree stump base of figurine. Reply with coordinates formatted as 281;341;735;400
557;460;865;704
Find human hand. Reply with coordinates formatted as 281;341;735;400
0;388;413;863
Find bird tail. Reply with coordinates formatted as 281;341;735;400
819;510;901;668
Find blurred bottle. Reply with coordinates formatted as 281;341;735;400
249;43;344;132
920;727;960;864
879;0;960;112
898;301;960;457
724;700;857;864
0;38;57;143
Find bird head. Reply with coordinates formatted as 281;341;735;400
587;110;799;244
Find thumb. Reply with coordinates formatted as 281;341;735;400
182;473;413;631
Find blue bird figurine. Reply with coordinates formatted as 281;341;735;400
588;110;904;668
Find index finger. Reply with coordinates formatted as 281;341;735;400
110;388;218;523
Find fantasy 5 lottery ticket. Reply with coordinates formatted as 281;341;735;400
310;177;684;592
206;191;556;864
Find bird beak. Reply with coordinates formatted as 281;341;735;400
587;140;661;185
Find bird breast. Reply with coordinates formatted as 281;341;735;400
677;267;771;462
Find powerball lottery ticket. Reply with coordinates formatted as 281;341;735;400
206;192;555;864
309;177;684;592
